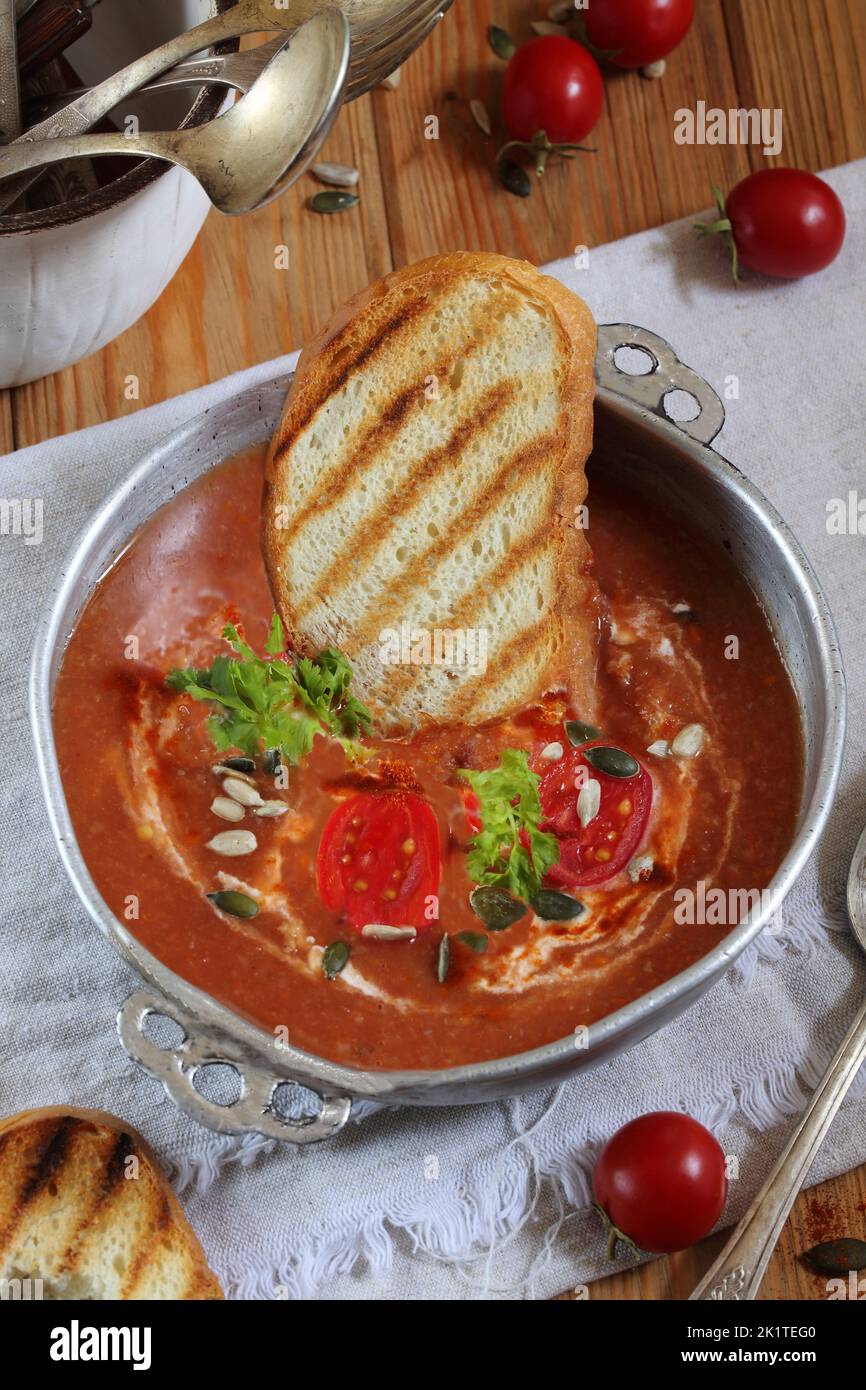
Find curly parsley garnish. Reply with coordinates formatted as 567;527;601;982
166;613;372;765
458;748;559;901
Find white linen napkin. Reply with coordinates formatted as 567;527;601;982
1;160;864;1301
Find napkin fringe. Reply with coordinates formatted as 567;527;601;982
170;1004;866;1298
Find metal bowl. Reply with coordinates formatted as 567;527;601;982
30;326;846;1143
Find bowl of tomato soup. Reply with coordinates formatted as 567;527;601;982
30;330;845;1142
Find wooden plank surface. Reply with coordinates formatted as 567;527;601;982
2;0;864;1301
557;1162;866;1301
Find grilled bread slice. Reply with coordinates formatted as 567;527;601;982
0;1107;223;1300
263;252;599;731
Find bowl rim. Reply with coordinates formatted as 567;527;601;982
29;366;847;1103
0;0;238;239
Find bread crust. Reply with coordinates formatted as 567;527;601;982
263;252;598;728
0;1106;223;1300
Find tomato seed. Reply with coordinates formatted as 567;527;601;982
402;838;416;855
353;879;368;892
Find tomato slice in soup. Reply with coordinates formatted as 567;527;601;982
539;740;653;888
316;791;441;931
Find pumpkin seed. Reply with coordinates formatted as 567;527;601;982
222;776;264;807
671;723;706;758
801;1238;866;1274
361;923;417;940
323;940;350;979
263;747;282;776
456;930;488;952
211;795;245;823
628;853;654;883
312;160;359;188
437;933;451;983
497;158;531;198
540;741;564;760
487;23;516;60
646;739;671;758
254;800;289;818
565;720;600;747
470;98;491;136
641;59;666;80
530;890;585;921
379;66;401;89
309;190;360;214
584;745;639;778
205;829;257;856
223;756;255;775
577;778;601;827
469;885;526;931
207;889;259;919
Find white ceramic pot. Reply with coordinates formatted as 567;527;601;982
0;0;236;388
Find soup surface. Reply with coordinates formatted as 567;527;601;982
53;449;802;1069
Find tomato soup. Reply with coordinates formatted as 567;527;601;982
52;449;802;1069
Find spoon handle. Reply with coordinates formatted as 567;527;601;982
689;997;866;1300
0;130;172;178
0;0;269;213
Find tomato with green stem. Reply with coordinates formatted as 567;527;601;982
593;1112;728;1256
499;36;603;176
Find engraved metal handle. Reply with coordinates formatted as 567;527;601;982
117;989;352;1144
595;323;725;447
690;998;866;1299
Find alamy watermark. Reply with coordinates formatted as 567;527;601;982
379;623;488;674
0;496;43;545
674;101;783;157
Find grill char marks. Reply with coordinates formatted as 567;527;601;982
0;1107;223;1299
294;379;517;624
263;252;599;730
272;290;437;460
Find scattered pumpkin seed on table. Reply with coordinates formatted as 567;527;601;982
310;190;360;214
497;159;531;198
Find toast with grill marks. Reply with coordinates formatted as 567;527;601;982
0;1108;223;1300
263;252;599;731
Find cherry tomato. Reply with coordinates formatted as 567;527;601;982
316;791;440;931
584;0;694;68
538;739;652;887
723;168;846;279
593;1112;728;1254
502;36;603;145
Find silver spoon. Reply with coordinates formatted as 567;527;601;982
0;11;350;216
690;821;866;1300
0;0;343;215
24;5;447;118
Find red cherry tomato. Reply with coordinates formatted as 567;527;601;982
538;740;652;887
584;0;694;68
723;168;845;279
316;791;440;931
502;36;603;144
593;1112;728;1254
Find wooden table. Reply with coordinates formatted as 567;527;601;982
3;0;864;1299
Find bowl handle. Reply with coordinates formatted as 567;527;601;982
117;989;351;1144
595;324;726;447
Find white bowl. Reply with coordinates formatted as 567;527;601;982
0;0;236;388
